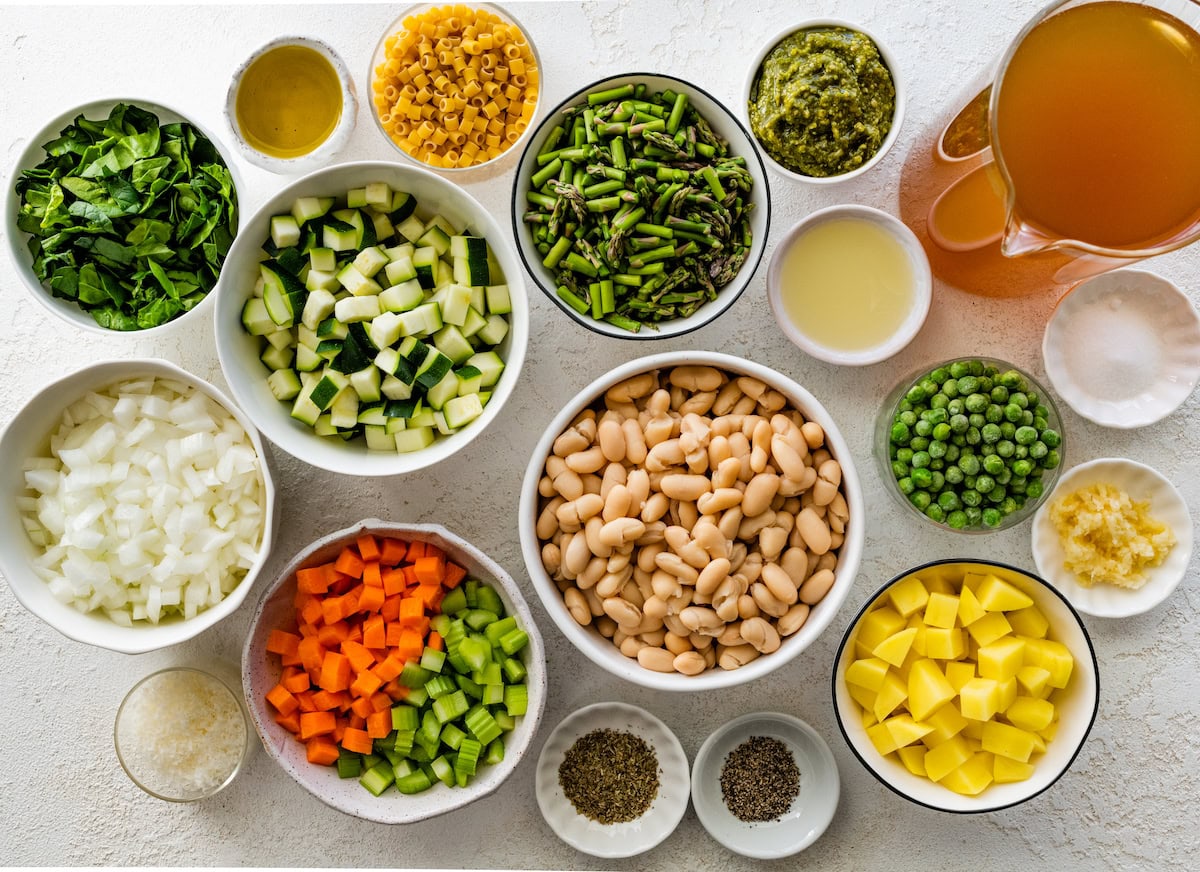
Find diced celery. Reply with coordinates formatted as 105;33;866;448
425;674;457;699
396;770;433;794
400;661;433;689
485;738;505;766
475;585;504;616
391;705;420;732
504;684;529;717
441;587;468;615
421;647;447;673
502;657;527;684
500;628;530;656
432;689;470;724
337;753;362;779
359;762;395;796
465;609;499;631
439;722;467;751
484;616;518;647
392;730;415;757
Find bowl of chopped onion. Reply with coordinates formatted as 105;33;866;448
0;358;276;654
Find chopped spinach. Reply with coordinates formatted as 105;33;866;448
14;102;238;330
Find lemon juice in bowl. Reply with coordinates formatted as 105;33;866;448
899;0;1200;298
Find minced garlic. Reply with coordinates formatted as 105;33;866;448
1048;482;1175;589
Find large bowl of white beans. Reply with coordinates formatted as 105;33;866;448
518;351;864;691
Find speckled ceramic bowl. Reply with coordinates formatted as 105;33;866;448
242;519;546;824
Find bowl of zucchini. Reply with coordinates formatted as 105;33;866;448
213;160;528;476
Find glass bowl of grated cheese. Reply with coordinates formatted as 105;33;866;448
114;666;250;802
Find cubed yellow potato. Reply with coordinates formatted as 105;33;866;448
908;659;957;720
874;671;909;722
925;627;966;660
862;709;879;728
959;677;1002;721
909;621;928;657
924;734;972;782
1007;605;1050;639
897;745;927;776
1022;638;1074;689
855;606;908;656
924;592;960;629
962;718;985;741
962;572;984;593
873;627;919;667
998;676;1018;711
884;714;934;748
941;752;995;796
888;575;930;617
923;574;956;596
945;660;976;692
1007;697;1055;731
977;635;1025;681
866;721;900;756
994;755;1036;784
847;657;891;692
1016;665;1053;698
966;611;1013;647
1029;731;1046;754
1039;720;1059;743
956;584;988;626
974;573;1034;611
921;702;968;744
981;720;1038;763
847;680;877;712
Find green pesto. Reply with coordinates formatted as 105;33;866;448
748;27;896;177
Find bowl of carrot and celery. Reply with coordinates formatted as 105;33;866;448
242;519;546;824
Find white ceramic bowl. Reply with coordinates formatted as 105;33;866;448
5;98;241;336
225;36;358;174
0;358;277;654
691;712;839;859
1042;269;1200;429
518;351;865;691
213;160;528;476
369;3;542;173
1031;457;1192;618
832;559;1100;813
242;519;546;824
767;205;931;365
744;20;905;184
511;72;771;340
535;702;689;858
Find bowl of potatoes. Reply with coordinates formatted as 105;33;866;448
518;350;865;691
832;559;1099;813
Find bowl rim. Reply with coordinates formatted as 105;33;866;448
212;159;529;477
689;710;840;858
0;357;277;654
509;70;772;341
240;518;546;824
743;18;906;184
766;203;932;365
225;35;358;174
5;96;242;337
366;2;542;174
517;349;864;691
874;355;1065;534
829;557;1101;814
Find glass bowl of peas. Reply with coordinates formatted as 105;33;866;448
874;357;1064;533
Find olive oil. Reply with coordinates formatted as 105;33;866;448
778;217;915;352
235;44;342;159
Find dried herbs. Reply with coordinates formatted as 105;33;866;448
558;728;659;824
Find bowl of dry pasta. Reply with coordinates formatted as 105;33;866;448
369;3;541;172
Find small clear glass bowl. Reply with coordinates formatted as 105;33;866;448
114;667;250;802
874;357;1065;534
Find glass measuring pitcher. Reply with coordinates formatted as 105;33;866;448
899;0;1200;298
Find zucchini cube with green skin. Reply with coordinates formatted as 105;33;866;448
334;295;382;324
465;351;505;388
291;195;335;225
444;394;484;429
379;279;423;313
301;289;337;330
396;215;426;243
271;215;302;249
353;245;390;279
337;263;383;297
305;268;340;293
485;284;512;315
384;242;415;263
385;255;418;286
309;247;337;272
241;298;275;336
365;182;392;208
323;219;359;252
369;311;406;349
476;313;509;346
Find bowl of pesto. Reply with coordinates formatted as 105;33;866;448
745;21;903;183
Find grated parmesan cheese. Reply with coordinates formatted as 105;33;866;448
1048;482;1176;589
115;668;247;800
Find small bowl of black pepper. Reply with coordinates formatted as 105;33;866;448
691;712;840;859
535;702;690;859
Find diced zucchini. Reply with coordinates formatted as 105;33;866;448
396;214;426;243
427;215;458;237
485;284;512;315
336;263;382;297
334;295;382;324
323;219;359;252
414;345;454;390
444;394;484;429
347;187;369;208
291;195;335;225
353;245;390;279
455;365;483;396
350;366;382;403
435;283;473;327
271;215;302;249
385;256;418;286
460;306;487;339
310;370;349;411
394;426;435;453
301;289;337;330
390;191;417;221
368;311;405;349
267;368;302;401
450;235;490;286
433;325;474;364
241;297;275;336
371;212;395;244
290;380;322;426
304;268;340;293
313;413;338;437
260;343;294;371
436;258;455;288
317;317;349;340
329;389;359;430
412;246;439;289
384;242;415;262
466;351;505;388
426;370;460;411
476;314;509;346
295;343;322;372
408;408;437;429
381;374;414;400
432;410;456;436
379;279;424;313
358;404;388;426
396;302;443;337
365;182;392;208
309;247;337;272
364;424;395;451
265;329;295;351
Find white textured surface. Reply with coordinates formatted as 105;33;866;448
1;1;1198;868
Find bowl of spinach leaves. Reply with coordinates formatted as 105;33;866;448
7;99;240;334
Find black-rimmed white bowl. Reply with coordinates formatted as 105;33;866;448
832;559;1099;814
511;72;770;340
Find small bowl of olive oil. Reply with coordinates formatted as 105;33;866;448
226;36;357;174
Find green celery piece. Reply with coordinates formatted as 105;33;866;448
391;705;420;733
465;705;502;745
392;730;415;757
500;628;530;656
481;682;505;706
440;587;468;615
456;675;483;700
504;684;529;717
424;674;457;699
464;579;480;608
420;647;447;673
465;609;499;631
399;661;433;689
458;636;491;671
479;662;504;686
484;616;518;646
336;754;362;779
439;723;467;751
502;657;527;684
494;711;516;732
432;689;470;724
475;585;504;615
485;737;505;766
359;762;395;796
431;755;456;788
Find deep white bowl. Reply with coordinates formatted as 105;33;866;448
0;358;276;654
518;350;864;691
767;204;931;365
241;519;546;824
832;559;1100;814
225;36;358;174
1032;457;1192;618
6;98;241;336
744;19;905;184
691;712;839;859
511;72;771;340
213;160;528;476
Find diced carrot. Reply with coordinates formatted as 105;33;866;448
335;547;365;579
350;695;374;719
266;684;299;715
295;690;318;713
382;568;407;597
362;560;383;589
297;622;318;638
342;586;363;615
310;689;342;711
350;670;384;699
328;572;356;595
386;622;404;648
299;710;336;740
280;649;302;668
370;691;394;712
373;652;405;682
296;566;331;594
347;624;363;644
413;584;443;610
413;555;444;585
357;583;386;615
356;534;380;562
306;737;340;766
283;670;311;694
380;594;403;622
396;628;424;663
425;542;446;561
333;718;350;743
406;540;426;560
379;537;408;565
347;713;366;732
340;639;375;673
362;614;386;649
274;710;301;734
382;678;409;701
321;595;346;626
341;727;374;755
442;560;467;589
427;631;444;652
402;565;420;587
397;596;425;628
297;637;327;673
266;629;302;658
320;651;352;692
317;620;350;648
366;709;393;739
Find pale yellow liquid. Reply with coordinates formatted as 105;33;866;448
779;218;915;351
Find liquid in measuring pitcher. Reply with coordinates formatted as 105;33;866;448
901;0;1200;298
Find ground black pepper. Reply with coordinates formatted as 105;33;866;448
719;735;801;822
558;728;659;824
